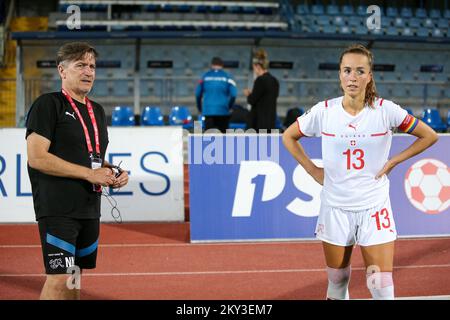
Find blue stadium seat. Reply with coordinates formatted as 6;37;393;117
437;18;448;29
394;17;405;28
401;27;413;36
400;7;413;18
424;18;435;28
312;4;325;15
386;7;398;17
169;106;193;129
111;106;135;126
333;16;345;26
355;24;368;35
339;26;351;34
316;15;330;26
432;29;444;37
326;5;339;15
341;5;354;15
348;16;363;27
356;5;367;16
422;108;447;132
444;10;450;19
408;18;421;28
141;106;164;126
386;26;398;36
429;9;441;19
416;27;429;37
297;4;309;15
415;8;427;18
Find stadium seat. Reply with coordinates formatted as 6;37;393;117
341;5;354;15
326;5;339;15
386;7;398;17
432;29;444;37
444;10;450;19
415;8;427;18
416;27;429;37
400;7;413;18
169;106;193;129
437;18;448;29
111;106;135;126
312;4;325;15
422;108;447;132
356;5;367;16
297;4;309;15
429;9;441;19
424;19;435;28
141;106;164;126
408;18;421;28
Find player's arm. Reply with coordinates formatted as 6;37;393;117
282;121;324;185
27;132;116;186
375;118;438;179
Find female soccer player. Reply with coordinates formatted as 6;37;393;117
282;44;438;300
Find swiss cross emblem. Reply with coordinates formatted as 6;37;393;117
350;140;356;146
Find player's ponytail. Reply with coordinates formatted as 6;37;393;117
339;44;378;108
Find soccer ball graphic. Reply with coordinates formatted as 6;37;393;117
404;159;449;214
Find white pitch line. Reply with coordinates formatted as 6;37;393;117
1;264;450;278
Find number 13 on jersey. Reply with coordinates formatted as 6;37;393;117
343;148;365;170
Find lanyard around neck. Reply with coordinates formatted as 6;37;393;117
61;89;100;157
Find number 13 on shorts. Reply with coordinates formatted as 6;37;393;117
371;208;391;231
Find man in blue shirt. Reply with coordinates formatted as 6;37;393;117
195;57;237;133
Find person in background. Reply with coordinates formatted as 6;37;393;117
244;49;279;132
195;56;237;133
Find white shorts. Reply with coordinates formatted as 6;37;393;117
315;197;397;247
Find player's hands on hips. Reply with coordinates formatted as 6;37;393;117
309;165;324;186
87;167;117;187
111;169;129;189
375;159;396;179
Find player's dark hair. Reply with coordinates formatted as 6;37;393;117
339;44;377;108
211;56;224;67
57;42;98;65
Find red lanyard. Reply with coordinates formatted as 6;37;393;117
61;89;100;157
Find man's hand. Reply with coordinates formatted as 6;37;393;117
86;168;117;187
243;88;251;97
110;169;129;189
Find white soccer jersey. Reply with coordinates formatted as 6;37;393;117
297;96;417;210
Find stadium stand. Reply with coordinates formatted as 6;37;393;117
0;0;449;128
